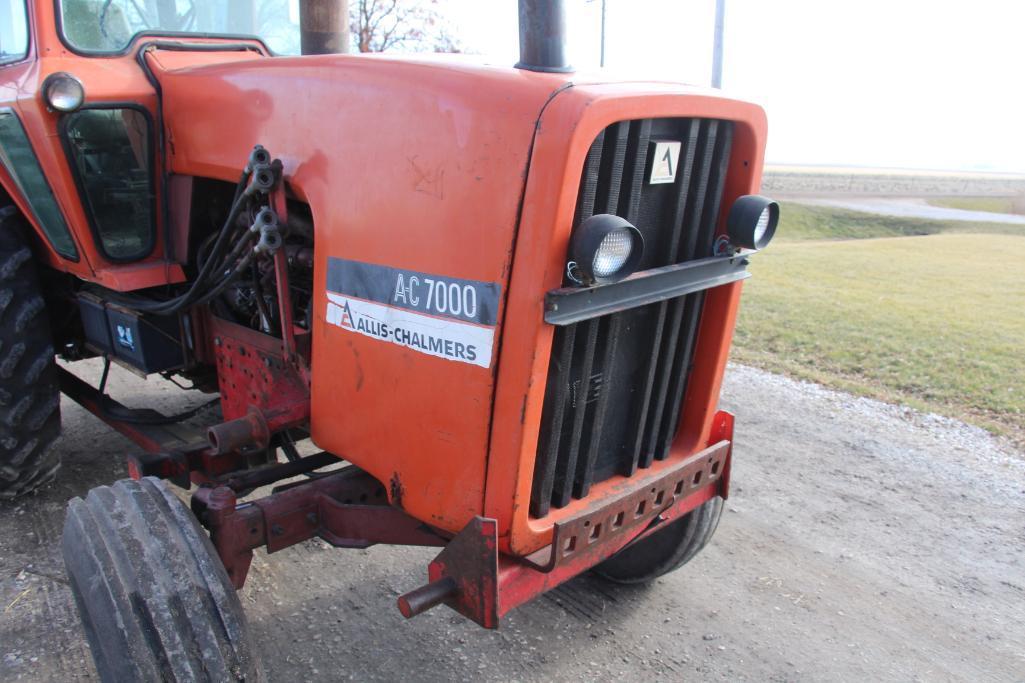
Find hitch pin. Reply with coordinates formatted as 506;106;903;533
396;577;458;619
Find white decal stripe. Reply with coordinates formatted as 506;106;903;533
326;292;495;368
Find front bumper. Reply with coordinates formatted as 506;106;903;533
397;410;734;628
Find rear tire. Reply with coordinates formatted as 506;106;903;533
0;205;61;499
593;497;724;584
62;477;262;682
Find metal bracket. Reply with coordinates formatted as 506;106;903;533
195;465;447;589
396;424;735;628
520;440;730;572
397;517;500;628
544;254;750;326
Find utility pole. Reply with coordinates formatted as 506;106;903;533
586;0;608;68
300;0;350;55
711;0;725;87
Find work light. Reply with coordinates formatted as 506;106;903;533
726;195;779;250
42;74;85;113
570;214;644;285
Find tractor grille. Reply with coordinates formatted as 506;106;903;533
530;117;734;518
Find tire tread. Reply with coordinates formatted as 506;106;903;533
62;478;262;682
0;204;60;499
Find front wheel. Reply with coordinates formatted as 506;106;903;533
593;497;724;584
62;477;262;682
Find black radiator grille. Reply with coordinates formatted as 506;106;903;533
530;117;734;518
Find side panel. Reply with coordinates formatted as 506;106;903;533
156;57;563;532
0;28;94;275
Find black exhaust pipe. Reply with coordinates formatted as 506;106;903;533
300;0;349;55
516;0;573;73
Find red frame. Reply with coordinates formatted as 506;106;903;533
197;411;733;627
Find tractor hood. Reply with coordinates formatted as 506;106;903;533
147;49;767;540
150;51;568;527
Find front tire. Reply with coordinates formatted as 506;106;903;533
62;477;262;682
593;497;724;584
0;205;61;499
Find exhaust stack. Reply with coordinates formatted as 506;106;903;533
300;0;349;55
516;0;573;73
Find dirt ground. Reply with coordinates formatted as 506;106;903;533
1;361;1023;682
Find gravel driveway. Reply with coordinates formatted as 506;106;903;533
1;362;1023;681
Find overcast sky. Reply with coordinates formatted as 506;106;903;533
446;0;1025;173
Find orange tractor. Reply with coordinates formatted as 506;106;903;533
1;0;778;678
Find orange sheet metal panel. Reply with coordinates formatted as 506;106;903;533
155;55;568;533
485;83;768;555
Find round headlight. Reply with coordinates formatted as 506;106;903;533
42;73;85;113
726;195;779;250
592;229;634;278
570;214;644;285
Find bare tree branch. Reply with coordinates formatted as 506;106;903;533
351;0;460;54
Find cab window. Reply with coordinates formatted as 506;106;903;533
62;108;155;261
0;0;29;65
59;0;300;55
0;110;78;258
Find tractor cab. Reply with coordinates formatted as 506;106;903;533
0;0;287;289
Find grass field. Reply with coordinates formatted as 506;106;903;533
927;196;1024;215
774;202;1025;241
733;203;1025;443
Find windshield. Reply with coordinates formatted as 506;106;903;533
0;0;29;64
59;0;301;55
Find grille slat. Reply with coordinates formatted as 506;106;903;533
531;116;735;517
641;122;723;462
579;132;606;220
575;119;652;494
655;296;702;459
624;301;667;476
548;124;629;510
680;120;720;259
665;119;702;258
655;122;734;459
639;297;689;467
575;314;620;498
698;121;735;255
530;325;578;515
551;319;600;508
626;118;700;472
599;122;631;214
620;119;653;221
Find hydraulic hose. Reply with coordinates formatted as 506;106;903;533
189;251;257;309
102;168;255;315
121;194;250;314
99;146;277;317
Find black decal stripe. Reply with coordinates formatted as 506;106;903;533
326;258;501;326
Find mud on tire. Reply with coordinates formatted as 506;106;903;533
0;205;60;499
63;477;262;682
593;497;724;584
